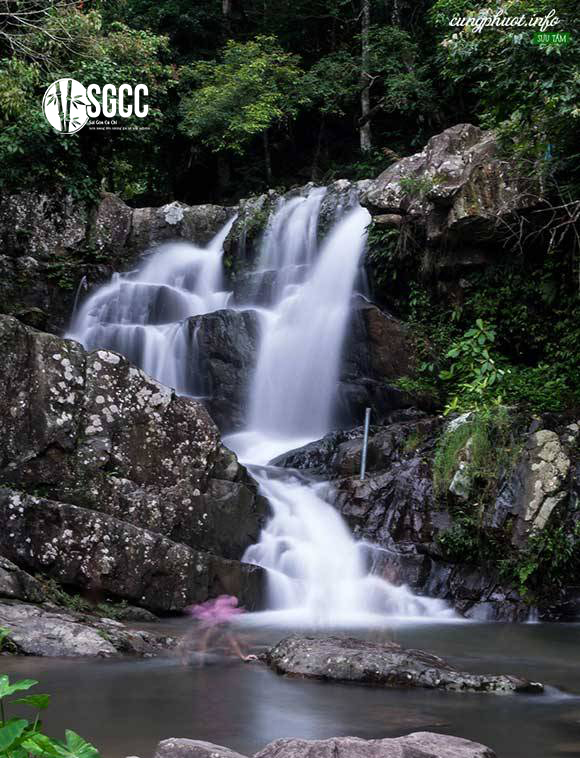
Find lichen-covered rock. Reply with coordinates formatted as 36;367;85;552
255;733;496;758
266;635;543;694
130;202;235;254
0;315;267;612
0;315;267;561
0;192;88;260
362;124;540;244
0;488;264;613
492;428;572;546
0;600;175;657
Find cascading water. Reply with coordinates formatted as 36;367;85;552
68;186;454;626
67;218;235;394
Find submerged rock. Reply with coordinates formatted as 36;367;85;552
0;600;175;658
266;635;543;695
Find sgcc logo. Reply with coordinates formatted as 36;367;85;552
42;78;149;134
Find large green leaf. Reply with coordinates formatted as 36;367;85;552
60;730;101;758
0;676;38;700
11;695;51;710
0;718;29;752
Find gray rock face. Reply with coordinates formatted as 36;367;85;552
0;192;236;334
153;739;248;758
130;202;235;253
0;600;175;657
139;732;497;758
0;315;266;612
0;557;46;603
254;733;495;758
273;414;578;621
187;309;261;432
266;635;543;695
362;124;540;245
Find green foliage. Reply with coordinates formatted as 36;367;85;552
39;578;129;620
499;523;580;598
429;0;580;189
399;175;437;198
433;406;517;498
0;675;100;757
440;319;505;413
180;36;306;155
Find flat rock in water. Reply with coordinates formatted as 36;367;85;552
254;733;495;757
0;601;175;658
141;732;496;758
266;635;543;695
153;739;248;758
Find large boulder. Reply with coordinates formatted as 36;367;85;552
187;309;261;432
254;733;496;758
130;202;235;254
136;733;497;758
266;635;543;695
362;124;540;245
0;315;267;612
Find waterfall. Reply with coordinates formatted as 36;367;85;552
67;218;235;394
68;187;454;626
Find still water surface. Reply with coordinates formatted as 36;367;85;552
2;621;579;758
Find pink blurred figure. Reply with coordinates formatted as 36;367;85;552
184;595;257;663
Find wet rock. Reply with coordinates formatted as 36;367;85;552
362;123;540;245
186;309;261;432
0;557;46;603
492;428;572;546
0;600;175;658
0;315;267;563
130;202;235;253
153;739;248;758
89;193;133;259
254;733;496;758
266;635;543;694
0;488;263;614
0;192;88;260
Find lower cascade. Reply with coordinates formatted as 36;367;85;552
69;187;454;625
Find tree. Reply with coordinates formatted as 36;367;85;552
179;35;307;183
360;0;372;151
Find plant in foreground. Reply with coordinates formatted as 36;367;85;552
0;675;100;758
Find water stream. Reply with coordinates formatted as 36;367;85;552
68;187;452;625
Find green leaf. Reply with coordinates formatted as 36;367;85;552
11;695;51;710
0;677;38;700
476;318;484;330
0;719;29;752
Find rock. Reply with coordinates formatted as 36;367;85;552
0;315;267;562
266;635;543;695
89;193;133;259
153;739;248;758
491;428;571;546
187;309;261;432
130;203;235;254
0;488;263;614
0;600;175;658
338;302;417;425
0;557;46;603
362;123;540;245
254;733;495;758
0;315;267;612
0;192;88;260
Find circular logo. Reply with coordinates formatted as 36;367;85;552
42;78;88;134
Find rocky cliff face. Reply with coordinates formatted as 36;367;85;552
0;192;235;334
275;413;580;621
0;315;266;613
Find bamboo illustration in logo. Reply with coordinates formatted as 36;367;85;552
43;78;88;134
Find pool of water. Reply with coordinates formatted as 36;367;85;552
2;620;579;758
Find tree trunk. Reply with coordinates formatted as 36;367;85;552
217;154;231;193
311;115;325;182
263;130;272;185
360;0;372;152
